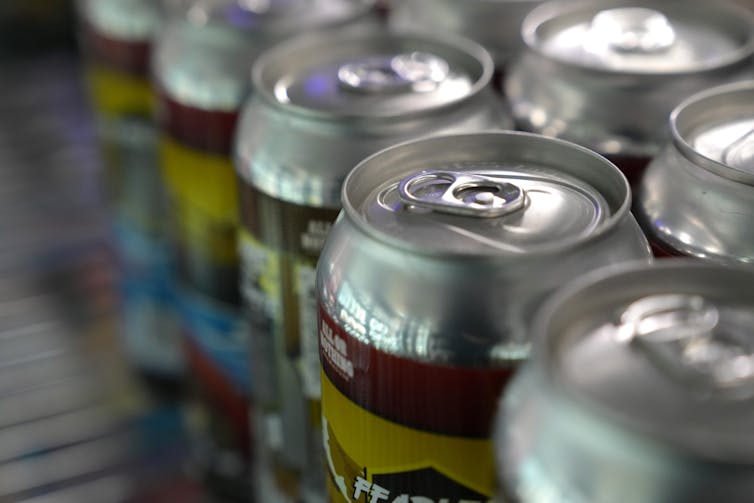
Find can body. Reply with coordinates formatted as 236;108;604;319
506;0;754;186
316;132;652;501
77;0;184;380
497;260;754;503
236;28;509;502
637;81;754;263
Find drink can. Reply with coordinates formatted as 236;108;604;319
153;0;377;498
77;0;184;380
497;260;754;503
637;81;754;263
316;131;652;501
235;28;510;502
389;0;544;88
506;0;754;185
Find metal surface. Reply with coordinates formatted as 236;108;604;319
77;0;163;41
506;0;754;159
322;130;651;364
236;28;509;208
498;260;754;503
638;80;754;263
388;0;543;68
153;0;376;112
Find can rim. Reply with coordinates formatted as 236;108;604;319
521;0;754;76
670;80;754;186
342;130;633;258
250;27;495;122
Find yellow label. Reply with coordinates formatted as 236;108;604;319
322;371;496;503
85;63;153;119
161;136;239;264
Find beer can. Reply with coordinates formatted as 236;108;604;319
77;0;185;381
389;0;543;87
506;0;754;184
153;1;377;499
637;81;754;263
235;28;510;502
316;131;652;501
497;260;754;503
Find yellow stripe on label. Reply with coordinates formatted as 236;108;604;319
161;136;239;264
321;369;496;501
85;64;153;119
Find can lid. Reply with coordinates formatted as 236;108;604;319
253;28;492;119
540;261;754;463
523;0;754;73
78;0;163;42
343;132;629;256
154;0;375;111
673;81;754;185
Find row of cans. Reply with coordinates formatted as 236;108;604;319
76;0;754;501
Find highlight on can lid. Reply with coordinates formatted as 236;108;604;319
497;260;754;503
523;0;754;73
78;0;164;42
638;80;754;263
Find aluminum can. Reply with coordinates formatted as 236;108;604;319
506;0;754;185
389;0;544;87
77;0;185;381
637;81;754;263
497;260;754;503
153;1;377;499
316;131;652;502
235;28;510;502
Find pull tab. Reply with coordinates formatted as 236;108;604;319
589;8;676;54
616;295;754;397
338;52;449;94
723;129;754;174
398;170;527;218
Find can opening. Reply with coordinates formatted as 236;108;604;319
397;170;527;218
337;52;450;94
587;8;675;55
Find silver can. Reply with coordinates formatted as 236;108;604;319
637;81;754;263
316;131;651;502
389;0;544;85
497;260;754;503
235;28;509;503
506;0;754;184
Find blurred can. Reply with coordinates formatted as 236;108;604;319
637;81;754;263
316;131;652;501
506;0;754;185
497;260;754;503
389;0;544;88
77;0;184;381
152;0;377;499
235;28;509;502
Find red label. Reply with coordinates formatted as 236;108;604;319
319;306;516;437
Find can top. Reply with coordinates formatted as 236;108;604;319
78;0;164;42
672;80;754;185
154;0;375;111
343;131;629;256
253;28;493;119
539;260;754;463
523;0;754;73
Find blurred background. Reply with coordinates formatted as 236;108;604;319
0;1;209;501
